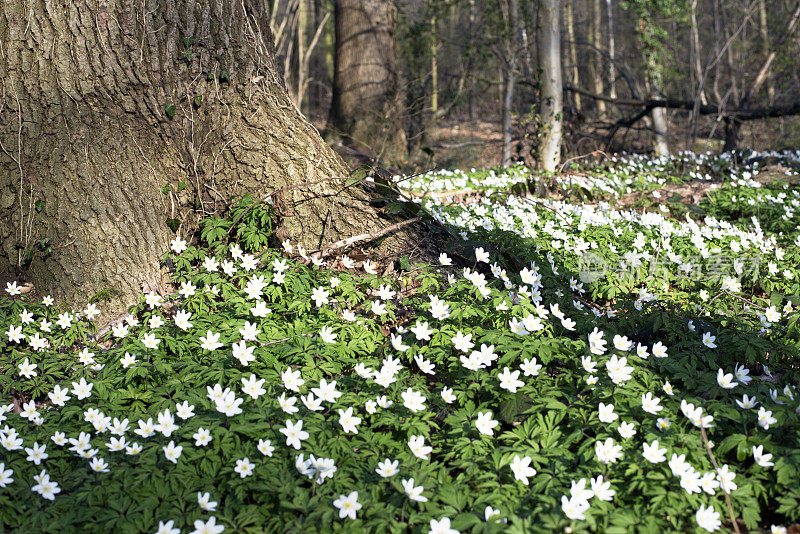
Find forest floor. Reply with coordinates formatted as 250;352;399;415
2;151;800;532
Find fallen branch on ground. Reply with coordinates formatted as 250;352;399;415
318;216;423;257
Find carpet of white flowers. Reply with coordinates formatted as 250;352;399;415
2;151;800;534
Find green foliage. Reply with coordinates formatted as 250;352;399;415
200;195;275;255
17;238;52;269
621;0;688;86
2;153;800;532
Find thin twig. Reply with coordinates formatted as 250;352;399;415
699;290;765;316
556;150;609;174
700;427;741;534
319;207;334;250
319;217;423;257
261;332;314;347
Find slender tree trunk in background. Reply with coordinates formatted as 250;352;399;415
723;21;741;152
297;0;306;110
430;14;439;124
308;0;319;113
650;104;670;156
724;1;740;105
538;0;563;172
519;8;535;78
590;0;606;115
690;0;708;105
268;0;283;45
0;0;421;315
282;2;298;94
323;7;335;109
566;0;581;112
502;0;519;167
605;0;616;99
295;5;330;116
638;18;669;156
724;0;800;150
712;0;722;103
501;68;514;167
468;0;477;121
308;1;333;118
327;0;407;162
758;0;775;103
748;0;800;104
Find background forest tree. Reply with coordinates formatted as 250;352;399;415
4;0;800;313
272;0;800;169
3;2;800;533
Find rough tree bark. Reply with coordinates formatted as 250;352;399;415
326;0;406;163
537;0;563;172
0;0;421;315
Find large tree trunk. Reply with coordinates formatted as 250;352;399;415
0;0;420;315
537;0;563;172
326;0;406;163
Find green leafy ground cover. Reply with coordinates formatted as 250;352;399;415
1;153;800;533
